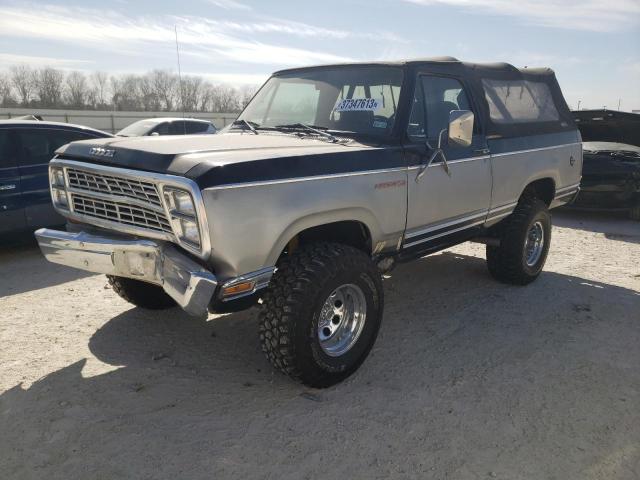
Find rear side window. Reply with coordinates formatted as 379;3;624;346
0;130;17;168
17;129;99;166
482;79;560;124
185;121;210;134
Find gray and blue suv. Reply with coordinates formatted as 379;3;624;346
36;58;582;386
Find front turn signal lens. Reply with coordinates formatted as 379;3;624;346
222;281;256;298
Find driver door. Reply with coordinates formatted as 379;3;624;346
403;74;492;253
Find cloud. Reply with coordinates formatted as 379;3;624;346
0;53;94;68
403;0;640;32
205;0;252;10
0;4;354;67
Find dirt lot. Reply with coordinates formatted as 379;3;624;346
0;211;639;480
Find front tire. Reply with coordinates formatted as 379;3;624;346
259;243;384;388
486;195;551;285
107;275;176;310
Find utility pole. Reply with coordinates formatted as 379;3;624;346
577;100;581;110
617;98;621;111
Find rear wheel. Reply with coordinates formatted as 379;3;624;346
486;195;551;285
107;275;176;310
259;243;384;388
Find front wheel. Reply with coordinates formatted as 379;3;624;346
259;243;384;388
486;196;552;285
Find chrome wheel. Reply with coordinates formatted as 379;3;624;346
317;283;367;357
525;221;545;267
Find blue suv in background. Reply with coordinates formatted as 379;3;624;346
0;120;112;236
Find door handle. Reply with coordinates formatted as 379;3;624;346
474;148;490;155
0;184;16;191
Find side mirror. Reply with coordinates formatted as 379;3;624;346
448;110;474;148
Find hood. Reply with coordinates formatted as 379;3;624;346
55;131;397;189
57;132;369;174
573;110;640;147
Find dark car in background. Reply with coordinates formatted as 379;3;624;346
572;110;640;220
116;117;217;137
0;120;112;236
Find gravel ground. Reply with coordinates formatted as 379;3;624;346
1;211;639;480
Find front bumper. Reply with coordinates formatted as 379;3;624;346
35;228;218;317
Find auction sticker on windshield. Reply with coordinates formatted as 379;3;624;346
334;98;382;112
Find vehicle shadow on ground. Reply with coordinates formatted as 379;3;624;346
1;252;639;479
0;232;93;297
554;209;640;244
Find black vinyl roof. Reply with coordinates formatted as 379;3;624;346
274;57;555;78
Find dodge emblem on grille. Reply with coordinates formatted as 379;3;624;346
89;147;115;157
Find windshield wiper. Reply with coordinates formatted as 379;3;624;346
231;119;259;134
274;123;338;143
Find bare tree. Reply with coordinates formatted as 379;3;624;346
90;71;109;107
111;74;141;111
138;75;160;111
2;64;250;112
0;72;15;107
179;76;203;112
149;70;177;111
65;71;88;108
239;85;258;110
10;65;34;106
209;84;240;112
33;67;65;108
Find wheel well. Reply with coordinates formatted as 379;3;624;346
282;221;372;257
523;178;555;206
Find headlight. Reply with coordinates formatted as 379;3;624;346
172;190;196;216
178;217;200;246
50;167;68;209
163;188;201;248
52;186;69;209
51;167;65;188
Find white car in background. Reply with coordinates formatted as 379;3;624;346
116;117;217;137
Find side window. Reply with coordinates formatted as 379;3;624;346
18;129;97;166
0;130;18;168
169;121;186;135
482;79;560;123
421;76;473;141
185;121;209;134
153;122;170;135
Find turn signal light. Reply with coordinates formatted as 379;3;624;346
222;281;255;298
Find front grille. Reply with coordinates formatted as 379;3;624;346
67;168;162;208
71;193;172;234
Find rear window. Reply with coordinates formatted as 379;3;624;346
482;79;560;124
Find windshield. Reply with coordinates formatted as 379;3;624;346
117;120;158;136
237;66;404;139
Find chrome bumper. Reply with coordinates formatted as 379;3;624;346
35;228;218;317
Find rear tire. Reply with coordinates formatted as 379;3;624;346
107;275;176;310
486;195;551;285
259;243;384;388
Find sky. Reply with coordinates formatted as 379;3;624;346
0;0;639;110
